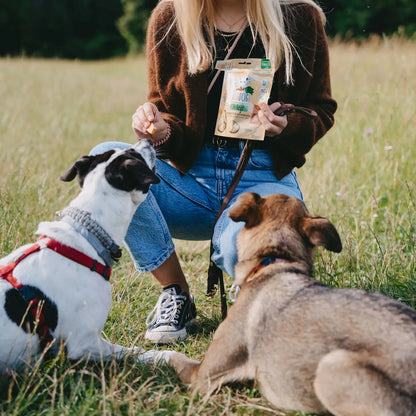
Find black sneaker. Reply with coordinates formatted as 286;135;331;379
145;284;196;344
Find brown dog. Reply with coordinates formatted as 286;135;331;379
169;192;416;416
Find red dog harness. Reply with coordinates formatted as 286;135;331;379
0;236;111;353
0;236;111;283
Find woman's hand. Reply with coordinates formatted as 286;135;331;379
257;102;288;137
132;102;169;143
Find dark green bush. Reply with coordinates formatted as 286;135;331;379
0;0;128;59
117;0;158;54
320;0;416;39
0;0;415;59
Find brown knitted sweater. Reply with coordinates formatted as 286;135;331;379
146;1;337;179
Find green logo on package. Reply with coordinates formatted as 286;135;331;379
261;59;271;69
230;104;248;112
245;86;254;95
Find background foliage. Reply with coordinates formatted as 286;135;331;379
320;0;416;39
0;0;415;59
0;0;130;59
117;0;158;54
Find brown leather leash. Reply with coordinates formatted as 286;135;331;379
207;103;317;320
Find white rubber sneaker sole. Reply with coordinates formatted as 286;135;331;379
136;350;175;364
145;327;187;344
145;319;196;344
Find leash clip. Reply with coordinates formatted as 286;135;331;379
229;283;240;303
110;244;122;262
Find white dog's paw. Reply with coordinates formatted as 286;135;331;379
136;349;174;365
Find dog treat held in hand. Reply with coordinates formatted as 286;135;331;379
146;122;156;135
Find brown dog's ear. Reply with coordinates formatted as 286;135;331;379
228;192;264;228
301;216;342;253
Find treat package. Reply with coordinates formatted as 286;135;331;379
214;58;275;141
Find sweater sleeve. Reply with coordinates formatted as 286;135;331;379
270;5;337;178
146;4;184;151
145;3;207;171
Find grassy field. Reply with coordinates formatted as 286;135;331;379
0;37;415;415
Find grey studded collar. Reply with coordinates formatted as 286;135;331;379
58;207;122;267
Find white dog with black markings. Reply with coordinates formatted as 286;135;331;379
0;140;171;372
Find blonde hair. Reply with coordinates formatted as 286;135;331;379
161;0;325;85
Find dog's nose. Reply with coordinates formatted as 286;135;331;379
133;139;153;152
142;139;153;147
132;140;157;168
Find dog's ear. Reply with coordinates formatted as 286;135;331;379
228;192;264;228
60;150;116;187
301;216;342;253
59;156;94;184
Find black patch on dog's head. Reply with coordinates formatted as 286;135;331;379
5;286;58;333
105;148;160;192
59;150;116;188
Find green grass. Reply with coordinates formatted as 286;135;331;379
0;37;415;415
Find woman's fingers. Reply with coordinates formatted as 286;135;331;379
132;102;169;142
258;102;288;137
132;103;158;138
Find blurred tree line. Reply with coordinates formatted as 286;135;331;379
321;0;416;39
0;0;157;59
0;0;415;59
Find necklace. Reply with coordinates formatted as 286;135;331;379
215;12;247;32
215;28;239;52
215;28;239;37
214;16;247;53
